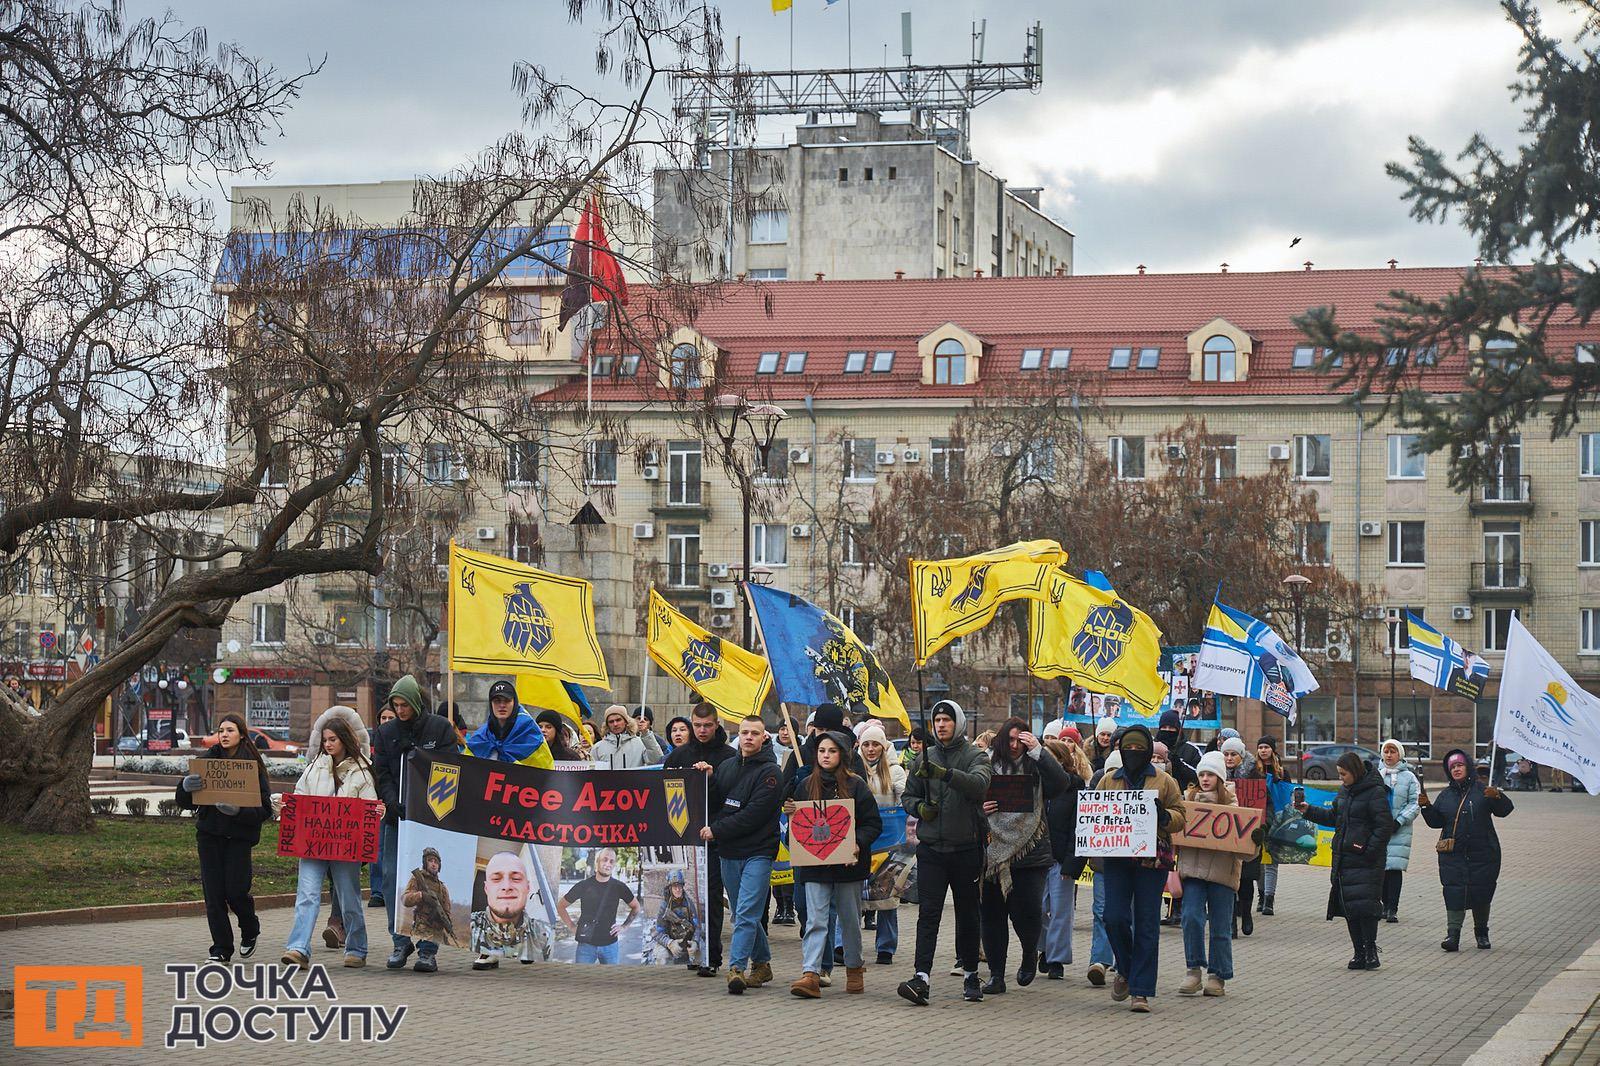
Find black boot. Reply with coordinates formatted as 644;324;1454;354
1347;951;1366;970
1017;948;1037;987
1364;944;1381;970
1232;914;1240;940
982;974;1007;995
1240;911;1253;936
1475;928;1491;950
1256;893;1265;913
1441;930;1460;952
1261;894;1275;916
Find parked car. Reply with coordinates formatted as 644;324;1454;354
1300;743;1381;780
197;727;300;756
116;727;189;753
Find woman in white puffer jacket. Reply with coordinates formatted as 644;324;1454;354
280;706;380;968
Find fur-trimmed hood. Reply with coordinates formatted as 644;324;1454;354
307;705;370;759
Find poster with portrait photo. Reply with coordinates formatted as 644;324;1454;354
394;821;473;947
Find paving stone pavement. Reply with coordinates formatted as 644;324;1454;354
3;792;1597;1065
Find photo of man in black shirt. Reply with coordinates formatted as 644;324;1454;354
556;848;640;964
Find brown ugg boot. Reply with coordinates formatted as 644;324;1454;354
790;971;822;999
845;966;865;994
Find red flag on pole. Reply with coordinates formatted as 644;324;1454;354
558;193;628;330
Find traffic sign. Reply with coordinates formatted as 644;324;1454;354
38;632;56;651
81;636;94;653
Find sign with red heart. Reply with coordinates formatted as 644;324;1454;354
787;798;857;867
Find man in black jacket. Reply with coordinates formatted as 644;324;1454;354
372;674;460;973
702;714;782;995
664;702;734;975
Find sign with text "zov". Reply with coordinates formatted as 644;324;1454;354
1074;789;1158;858
1178;799;1264;855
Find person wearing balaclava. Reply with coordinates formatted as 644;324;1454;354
1097;725;1186;1014
1419;749;1514;951
1156;710;1204;775
896;700;993;1007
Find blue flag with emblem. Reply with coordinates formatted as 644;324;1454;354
1193;599;1319;722
1407;611;1490;700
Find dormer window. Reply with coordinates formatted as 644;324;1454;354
933;339;966;385
670;343;702;389
1202;335;1237;382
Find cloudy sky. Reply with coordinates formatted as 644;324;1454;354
126;0;1560;274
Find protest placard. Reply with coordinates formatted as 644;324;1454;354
277;794;381;863
1234;777;1268;810
1178;799;1265;855
788;798;858;867
1074;789;1158;857
187;757;262;807
987;773;1035;812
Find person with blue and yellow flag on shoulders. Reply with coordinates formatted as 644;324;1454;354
465;679;554;770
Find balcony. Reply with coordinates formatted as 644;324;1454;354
1469;475;1533;515
649;479;712;519
1469;562;1533;602
653;562;713;603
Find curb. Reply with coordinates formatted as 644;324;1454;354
0;888;372;932
1464;934;1600;1065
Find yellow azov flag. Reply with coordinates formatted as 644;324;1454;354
514;674;588;733
1027;569;1168;714
448;543;609;687
646;588;771;725
910;539;1066;666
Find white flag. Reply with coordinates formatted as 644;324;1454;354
1494;615;1600;796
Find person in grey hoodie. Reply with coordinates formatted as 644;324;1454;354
896;700;993;1007
590;704;664;768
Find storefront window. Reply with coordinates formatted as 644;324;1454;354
246;685;291;740
1380;697;1431;760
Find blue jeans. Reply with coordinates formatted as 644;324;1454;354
1039;863;1075;965
794;882;837;970
286;859;367;959
382;821;438;956
802;881;862;973
1101;859;1166;997
368;830;384;901
576;942;620;964
719;856;773;971
875;907;899;956
1181;878;1235;980
1090;872;1113;967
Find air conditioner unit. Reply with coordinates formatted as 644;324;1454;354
435;564;449;580
1359;521;1383;537
710;588;736;609
1452;605;1475;622
789;447;811;465
312;631;333;646
641;464;660;480
1383;607;1403;623
790;523;812;538
1166;443;1186;461
1360;604;1385;621
1267;443;1291;462
955;253;970;266
876;450;897;466
475;526;496;541
991;442;1014;457
632;522;655;540
710;612;734;629
707;562;730;579
1325;640;1351;663
902;448;922;463
1326;628;1347;647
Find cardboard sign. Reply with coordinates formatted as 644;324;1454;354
1074;789;1158;857
1178;800;1265;855
1234;777;1268;810
787;798;858;867
277;794;381;863
188;757;262;807
987;773;1035;812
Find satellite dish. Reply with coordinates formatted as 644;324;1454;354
226;639;241;654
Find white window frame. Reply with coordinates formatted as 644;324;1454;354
871;351;895;373
930;437;966;484
1020;348;1043;371
1583;608;1600;654
1137;347;1160;370
666;526;701;588
1483;607;1519;653
667;442;703;506
843;438;876;482
505;440;539;487
1583;519;1600;567
783;351;807;374
508;522;539;565
252;602;287;646
842;524;866;567
506;292;542;347
1387;607;1422;655
844;351;867;373
1108;346;1132;370
1048;348;1071;370
749;210;789;245
751;523;788;566
1387;520;1426;567
1109;436;1145;481
756;351;780;375
1582;432;1600;478
1298;520;1331;566
585;440;618;485
1294;434;1332;481
423;443;466;483
747;267;787;280
1387;434;1425;480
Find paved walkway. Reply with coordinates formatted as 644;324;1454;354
3;792;1597;1064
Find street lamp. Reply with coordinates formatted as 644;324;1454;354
712;396;789;646
1282;573;1311;782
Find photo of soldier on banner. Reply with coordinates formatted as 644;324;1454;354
395;822;473;947
1062;647;1222;730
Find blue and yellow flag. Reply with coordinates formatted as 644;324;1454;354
1026;568;1168;714
1407;611;1489;700
514;673;591;733
910;539;1066;666
1193;599;1318;721
448;543;609;687
646;588;772;725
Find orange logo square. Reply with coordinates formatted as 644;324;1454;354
13;966;142;1048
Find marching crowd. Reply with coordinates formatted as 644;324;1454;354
173;677;1517;1013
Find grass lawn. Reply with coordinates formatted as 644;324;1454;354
2;818;302;914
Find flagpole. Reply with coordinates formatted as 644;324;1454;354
640;641;652;717
446;541;456;732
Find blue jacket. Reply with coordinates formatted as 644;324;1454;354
1379;761;1421;870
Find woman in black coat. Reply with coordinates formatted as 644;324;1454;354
1296;751;1394;971
1419;748;1514;951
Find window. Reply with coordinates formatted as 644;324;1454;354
591;353;615;376
667;442;702;505
507;293;541;347
843;437;876;481
1048;348;1071;369
756;439;788;481
749;210;789;244
333;606;368;646
838;168;849;182
506;522;539;565
0;560;29;595
1387;521;1425;566
1578;343;1599;365
617;352;641;376
930;438;966;484
1302;607;1330;651
252;602;286;645
1109;436;1145;480
1381;697;1432;760
380;444;411;496
1204;436;1238;481
864;167;874;181
669;343;701;389
843;524;868;567
1483;521;1523;588
1482;337;1518;369
839;605;875;645
871;351;895;372
932;338;966;385
585;440;618;484
1583;609;1600;654
505;440;539;487
1137;347;1160;370
936;207;947;248
1202;335;1237;382
937;533;966;556
1298;521;1331;566
260;442;290;488
1484;435;1523;499
756;351;780;374
1021;438;1056;481
1020;348;1043;371
1387;434;1425;479
1483;607;1519;652
748;267;787;280
844;351;867;373
888;166;897;180
423;443;466;483
1298;695;1336;743
1582;433;1600;477
1292;345;1317;370
783;351;807;374
1414;345;1439;366
1294;434;1332;480
1582;520;1600;566
36;564;55;597
752;523;788;566
1108;347;1132;370
666;526;701;588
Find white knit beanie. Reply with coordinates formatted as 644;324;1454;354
1381;738;1405;760
1104;750;1124;771
1197;750;1228;781
1095;716;1118;738
857;721;888;749
1221;737;1249;757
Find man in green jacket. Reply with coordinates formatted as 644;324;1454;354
897;700;993;1006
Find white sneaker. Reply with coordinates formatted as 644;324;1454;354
471;953;499;971
949;962;964;976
